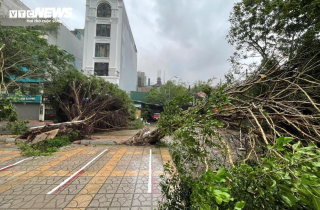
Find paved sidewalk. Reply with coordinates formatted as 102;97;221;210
0;143;171;209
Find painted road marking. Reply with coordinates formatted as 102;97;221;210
65;147;128;208
0;157;33;172
148;149;152;193
47;148;108;195
0;148;85;194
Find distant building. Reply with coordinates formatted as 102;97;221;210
153;77;162;87
137;86;152;93
137;71;147;87
0;0;84;121
82;0;137;92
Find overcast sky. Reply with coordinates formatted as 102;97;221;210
22;0;239;85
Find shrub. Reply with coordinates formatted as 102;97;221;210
127;119;144;130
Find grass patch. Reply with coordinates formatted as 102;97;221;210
18;131;79;157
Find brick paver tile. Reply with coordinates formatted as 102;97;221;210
111;194;133;207
78;184;102;194
132;193;152;206
110;170;125;177
88;194;114;207
124;170;139;176
65;194;94;208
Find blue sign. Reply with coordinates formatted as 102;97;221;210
12;95;42;103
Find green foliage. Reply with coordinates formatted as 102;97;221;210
17;142;58;157
0;98;17;122
226;139;320;210
158;89;320;210
18;131;78;157
227;0;320;75
5;120;28;135
1;91;29;134
44;136;72;148
141;105;152;121
127;119;144;130
191;78;216;97
191;169;235;208
155;140;167;148
146;80;189;105
0;22;75;95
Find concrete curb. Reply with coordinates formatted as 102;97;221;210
80;140;117;145
0;138;16;143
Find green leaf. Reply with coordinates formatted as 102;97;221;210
235;201;246;210
312;197;320;210
217;168;227;178
216;196;223;205
283;137;293;145
280;192;296;207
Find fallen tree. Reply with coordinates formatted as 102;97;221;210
126;54;320;147
19;70;136;143
154;55;320;210
19;121;90;143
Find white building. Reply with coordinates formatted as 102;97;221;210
82;0;138;93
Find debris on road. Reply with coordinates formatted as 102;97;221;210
19;121;91;143
122;127;163;146
30;129;59;145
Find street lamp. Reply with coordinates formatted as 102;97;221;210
169;76;177;101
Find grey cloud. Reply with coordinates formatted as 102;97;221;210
22;0;239;85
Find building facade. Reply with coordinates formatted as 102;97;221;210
82;0;137;92
137;71;147;87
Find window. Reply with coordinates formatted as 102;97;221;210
94;63;109;76
96;24;111;37
95;43;110;57
76;30;81;40
97;3;111;18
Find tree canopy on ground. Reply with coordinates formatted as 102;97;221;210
45;69;136;132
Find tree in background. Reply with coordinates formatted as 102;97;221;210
227;0;320;74
0;23;74;95
146;80;189;106
0;23;74;133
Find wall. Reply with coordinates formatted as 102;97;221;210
119;4;137;92
47;26;84;72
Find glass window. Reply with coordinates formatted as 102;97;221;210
97;3;111;18
94;63;109;76
96;24;111;37
95;43;110;57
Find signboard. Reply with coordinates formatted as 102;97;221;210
11;95;42;103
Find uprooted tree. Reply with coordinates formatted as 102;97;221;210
152;53;320;209
27;69;136;140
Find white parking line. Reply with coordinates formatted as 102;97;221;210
47;148;108;195
148;149;152;193
0;157;33;172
